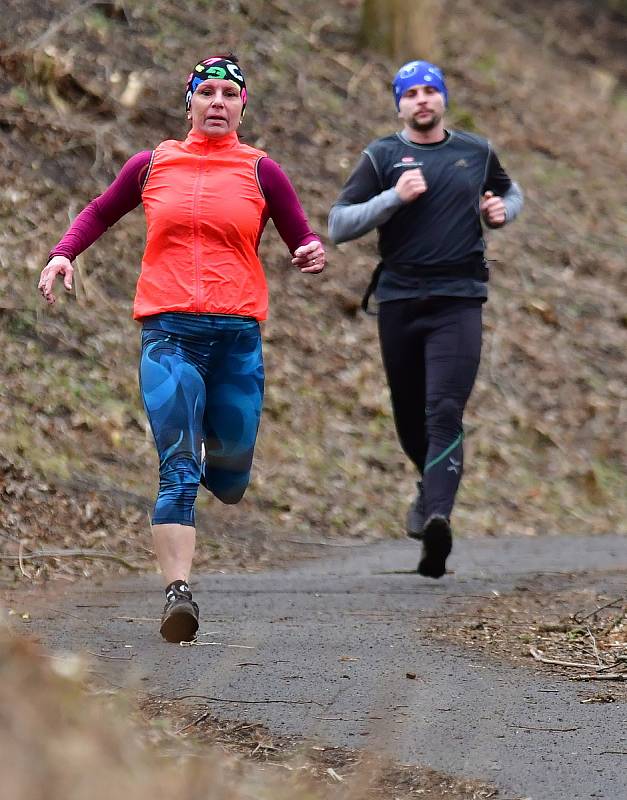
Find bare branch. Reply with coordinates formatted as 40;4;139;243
529;647;598;670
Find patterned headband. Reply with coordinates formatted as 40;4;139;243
185;57;248;115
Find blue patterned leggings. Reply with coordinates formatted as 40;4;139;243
139;313;264;526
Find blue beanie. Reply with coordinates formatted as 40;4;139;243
392;60;448;109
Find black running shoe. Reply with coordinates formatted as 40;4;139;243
406;481;425;540
417;514;452;579
160;586;199;643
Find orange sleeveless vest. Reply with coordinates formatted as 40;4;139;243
135;130;268;320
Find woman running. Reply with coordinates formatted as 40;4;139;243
38;54;325;643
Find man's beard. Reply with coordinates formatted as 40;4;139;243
408;111;442;132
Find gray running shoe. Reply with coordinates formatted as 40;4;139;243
417;514;452;579
406;481;425;540
160;586;199;643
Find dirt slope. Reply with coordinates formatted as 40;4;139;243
0;0;625;582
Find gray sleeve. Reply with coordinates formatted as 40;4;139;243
483;145;523;225
502;180;524;223
328;188;404;244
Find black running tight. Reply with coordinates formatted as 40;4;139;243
377;296;483;520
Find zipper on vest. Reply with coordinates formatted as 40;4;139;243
192;159;204;313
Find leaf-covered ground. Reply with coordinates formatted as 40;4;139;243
0;0;625;586
423;575;627;702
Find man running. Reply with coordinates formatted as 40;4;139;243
328;60;522;578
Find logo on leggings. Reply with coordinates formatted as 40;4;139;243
447;457;461;474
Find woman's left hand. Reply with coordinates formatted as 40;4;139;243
292;240;325;273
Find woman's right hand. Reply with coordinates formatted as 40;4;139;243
38;255;74;305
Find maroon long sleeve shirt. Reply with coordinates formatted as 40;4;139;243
49;152;320;261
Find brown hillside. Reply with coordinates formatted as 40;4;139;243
0;0;625;581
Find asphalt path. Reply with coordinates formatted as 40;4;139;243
24;534;627;800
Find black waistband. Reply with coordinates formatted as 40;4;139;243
385;257;488;281
361;257;488;313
